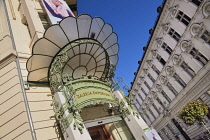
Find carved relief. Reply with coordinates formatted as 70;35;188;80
159;75;168;85
151;50;157;58
165;66;175;76
155;84;163;92
190;23;204;37
172;54;182;65
162;23;170;34
155;38;163;47
151;91;158;99
169;5;179;18
143;69;149;75
180;40;193;53
146;60;153;67
203;2;210;18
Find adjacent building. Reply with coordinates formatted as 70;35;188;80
130;0;210;140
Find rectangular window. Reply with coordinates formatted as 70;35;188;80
138;94;143;101
144;81;151;90
156;54;166;66
161;42;172;55
152;104;160;114
161;90;171;103
173;73;187;88
189;48;209;66
176;11;191;26
148;108;156;119
201;30;210;45
38;12;50;30
141;88;147;96
152;65;160;75
156;97;165;109
166;82;178;96
136;99;141;106
180;61;196;78
191;0;203;6
148;73;155;83
168;28;181;42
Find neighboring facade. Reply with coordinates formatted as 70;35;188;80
130;0;210;140
0;0;147;140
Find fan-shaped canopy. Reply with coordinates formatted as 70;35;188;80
27;14;119;83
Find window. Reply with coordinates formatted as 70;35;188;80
141;88;147;96
38;12;50;30
180;61;196;78
173;73;186;88
189;48;208;66
167;124;175;134
168;28;181;42
148;73;155;83
136;99;141;106
138;94;143;101
144;81;151;90
148;108;156;119
152;104;160;114
161;90;171;103
201;30;210;45
176;11;191;26
166;82;178;96
161;42;173;55
191;0;203;6
152;65;160;75
156;97;165;109
156;54;166;66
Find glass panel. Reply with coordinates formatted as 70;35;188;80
97;24;112;43
28;68;48;82
60;17;78;42
77;15;92;38
89;18;105;39
44;25;69;48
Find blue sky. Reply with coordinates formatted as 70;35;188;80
78;0;163;87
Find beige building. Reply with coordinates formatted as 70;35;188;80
0;0;147;140
130;0;210;140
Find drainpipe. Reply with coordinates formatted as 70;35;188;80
3;0;37;140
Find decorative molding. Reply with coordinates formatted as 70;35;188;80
202;2;210;19
155;84;163;92
180;40;193;53
151;50;157;58
151;91;158;99
172;54;182;65
155;37;163;47
190;23;205;37
143;69;149;75
159;75;168;85
165;66;175;76
146;60;153;67
161;23;170;34
169;5;179;18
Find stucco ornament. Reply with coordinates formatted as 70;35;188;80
172;54;182;65
159;75;168;85
165;66;175;76
146;60;153;67
190;23;204;37
161;23;170;34
151;50;157;58
155;38;163;47
143;69;148;75
203;2;210;18
155;84;163;92
169;5;179;18
180;40;192;53
151;91;158;99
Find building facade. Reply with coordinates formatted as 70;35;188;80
130;0;210;140
0;0;147;140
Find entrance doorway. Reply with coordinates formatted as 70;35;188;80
88;125;111;140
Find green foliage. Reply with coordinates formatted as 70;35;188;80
178;100;208;125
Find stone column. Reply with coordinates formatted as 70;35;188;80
113;90;148;140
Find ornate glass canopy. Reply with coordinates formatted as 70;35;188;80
27;14;119;83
